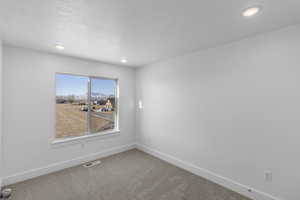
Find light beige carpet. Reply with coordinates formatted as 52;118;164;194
7;149;251;200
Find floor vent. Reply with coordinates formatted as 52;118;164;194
83;160;102;168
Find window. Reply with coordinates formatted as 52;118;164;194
55;73;118;140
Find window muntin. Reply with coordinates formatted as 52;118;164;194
55;73;118;139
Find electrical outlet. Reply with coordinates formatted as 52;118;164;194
265;171;272;182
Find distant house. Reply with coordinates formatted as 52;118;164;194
101;100;113;112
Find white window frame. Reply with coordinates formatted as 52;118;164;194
52;72;120;145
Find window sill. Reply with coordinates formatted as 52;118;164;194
51;129;120;147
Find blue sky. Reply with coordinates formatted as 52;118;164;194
56;74;116;96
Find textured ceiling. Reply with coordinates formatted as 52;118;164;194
1;0;300;67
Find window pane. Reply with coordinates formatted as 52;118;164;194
56;74;89;138
90;78;117;133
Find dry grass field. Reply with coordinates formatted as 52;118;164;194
56;104;113;138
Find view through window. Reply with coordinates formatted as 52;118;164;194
55;73;117;139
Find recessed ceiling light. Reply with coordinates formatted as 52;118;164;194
121;58;127;63
55;44;64;50
242;6;261;17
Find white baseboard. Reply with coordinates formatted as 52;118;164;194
3;143;135;186
136;144;281;200
2;143;282;200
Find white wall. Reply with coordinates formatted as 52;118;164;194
0;40;3;187
2;46;136;181
136;24;300;200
